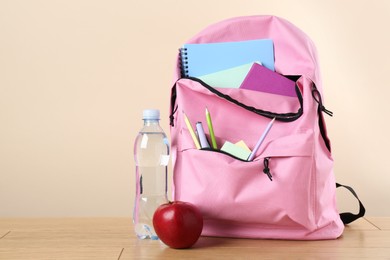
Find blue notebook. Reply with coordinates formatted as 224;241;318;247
180;39;274;77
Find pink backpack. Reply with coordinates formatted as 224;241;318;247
169;15;364;240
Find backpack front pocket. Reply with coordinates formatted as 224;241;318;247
173;130;317;232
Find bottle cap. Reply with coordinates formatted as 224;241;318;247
143;109;160;120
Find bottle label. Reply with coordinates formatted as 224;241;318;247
141;134;148;149
160;155;170;166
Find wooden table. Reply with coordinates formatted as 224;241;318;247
0;217;389;259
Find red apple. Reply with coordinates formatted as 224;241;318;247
153;201;203;249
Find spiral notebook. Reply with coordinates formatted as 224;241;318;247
180;39;274;77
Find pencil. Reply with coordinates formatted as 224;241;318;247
183;111;201;149
248;117;276;161
205;108;218;149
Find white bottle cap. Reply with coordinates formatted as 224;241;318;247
143;109;160;120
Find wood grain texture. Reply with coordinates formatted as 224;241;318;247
0;217;388;259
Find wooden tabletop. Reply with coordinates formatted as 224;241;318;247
0;217;389;259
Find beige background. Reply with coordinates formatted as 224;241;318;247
0;0;389;217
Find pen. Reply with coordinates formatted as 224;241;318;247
183;111;201;149
196;122;210;148
205;108;218;149
247;117;276;161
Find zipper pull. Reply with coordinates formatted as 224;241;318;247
311;86;333;117
263;157;273;181
169;105;178;127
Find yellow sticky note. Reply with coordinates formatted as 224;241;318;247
235;140;251;152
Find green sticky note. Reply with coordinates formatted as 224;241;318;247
221;141;251;161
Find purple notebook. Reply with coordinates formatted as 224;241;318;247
239;63;296;97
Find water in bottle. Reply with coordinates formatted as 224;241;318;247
133;109;169;240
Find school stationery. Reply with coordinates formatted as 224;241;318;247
197;62;258;89
205;108;217;149
235;140;251;152
240;63;296;96
220;141;251;161
247;117;275;161
183;112;201;149
196;122;210;149
180;39;274;77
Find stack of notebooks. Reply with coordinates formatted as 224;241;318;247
180;39;296;97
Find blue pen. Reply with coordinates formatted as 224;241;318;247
248;118;276;161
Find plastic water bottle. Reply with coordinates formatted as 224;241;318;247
133;109;169;240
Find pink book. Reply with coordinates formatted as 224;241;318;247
240;63;296;97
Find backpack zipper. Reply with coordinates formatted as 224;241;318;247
170;76;303;126
263;157;273;181
311;85;333;117
199;147;273;181
200;147;249;162
311;84;333;152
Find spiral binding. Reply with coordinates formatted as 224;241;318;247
179;48;189;77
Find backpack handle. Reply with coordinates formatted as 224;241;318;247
336;183;366;224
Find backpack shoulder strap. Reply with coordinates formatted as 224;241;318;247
336;183;366;224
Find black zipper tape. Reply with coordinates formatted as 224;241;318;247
200;148;273;181
311;85;333;117
170;76;303;126
199;147;250;162
311;84;333;152
263;157;273;181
